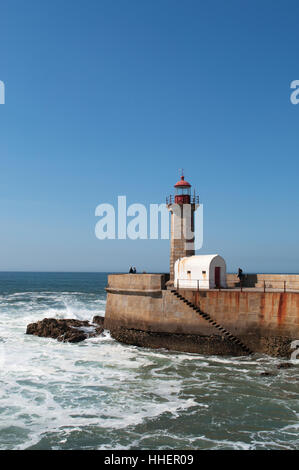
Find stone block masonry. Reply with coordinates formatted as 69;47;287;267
104;274;299;357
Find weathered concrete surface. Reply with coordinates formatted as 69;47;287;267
107;273;169;292
110;328;246;356
179;289;299;356
104;274;299;357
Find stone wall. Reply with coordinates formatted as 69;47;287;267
104;274;299;356
107;273;169;292
180;289;299;355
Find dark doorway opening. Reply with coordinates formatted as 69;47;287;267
215;267;221;288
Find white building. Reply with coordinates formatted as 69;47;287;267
174;254;227;289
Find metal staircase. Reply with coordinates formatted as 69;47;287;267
170;289;252;355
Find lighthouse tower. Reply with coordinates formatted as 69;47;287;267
166;172;199;282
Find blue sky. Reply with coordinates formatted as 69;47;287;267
0;0;299;273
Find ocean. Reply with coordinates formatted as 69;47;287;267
0;272;298;450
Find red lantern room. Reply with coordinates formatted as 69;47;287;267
166;171;199;206
174;174;191;204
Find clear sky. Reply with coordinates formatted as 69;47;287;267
1;0;299;273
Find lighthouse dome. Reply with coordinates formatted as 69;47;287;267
174;175;191;188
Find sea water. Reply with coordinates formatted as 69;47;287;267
0;272;298;450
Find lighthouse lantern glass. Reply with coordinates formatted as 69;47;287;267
175;187;191;196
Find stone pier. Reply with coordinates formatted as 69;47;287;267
104;274;299;357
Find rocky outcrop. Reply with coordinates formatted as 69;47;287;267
26;317;104;343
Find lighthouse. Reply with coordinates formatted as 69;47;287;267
166;172;199;282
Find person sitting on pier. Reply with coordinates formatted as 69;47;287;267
129;266;134;274
133;267;137;274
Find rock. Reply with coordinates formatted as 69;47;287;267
26;318;103;343
94;326;104;336
260;371;276;377
92;316;104;336
277;362;294;369
92;315;105;327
